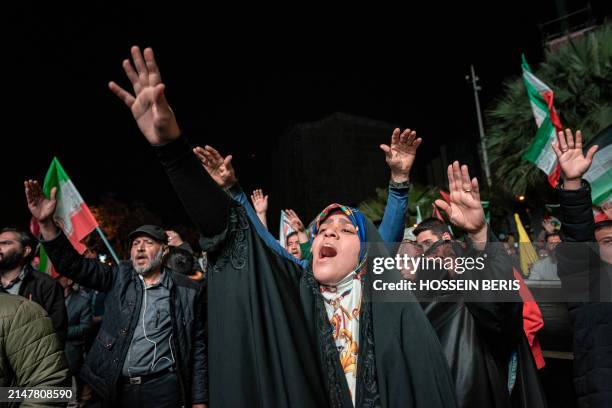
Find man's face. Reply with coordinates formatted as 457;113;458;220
415;230;443;253
312;213;361;285
286;235;302;259
595;226;612;264
0;232;27;271
546;235;562;252
130;234;164;275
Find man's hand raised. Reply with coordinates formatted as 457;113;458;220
551;129;598;190
108;46;180;145
24;180;59;239
434;162;487;245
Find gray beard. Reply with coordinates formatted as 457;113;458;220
132;249;163;276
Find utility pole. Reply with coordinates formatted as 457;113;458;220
466;64;492;188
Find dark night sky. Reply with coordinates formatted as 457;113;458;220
4;1;611;231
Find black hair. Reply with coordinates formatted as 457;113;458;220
544;232;561;241
595;220;612;232
413;218;449;239
285;231;299;245
0;228;38;263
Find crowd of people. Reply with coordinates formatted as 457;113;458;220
1;46;610;408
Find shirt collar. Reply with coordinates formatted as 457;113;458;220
140;269;173;290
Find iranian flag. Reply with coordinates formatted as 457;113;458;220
521;55;563;187
584;125;612;207
279;210;295;249
30;157;98;275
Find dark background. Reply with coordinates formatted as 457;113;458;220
4;1;611;236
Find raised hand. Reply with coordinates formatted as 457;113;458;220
193;146;237;188
285;209;309;243
108;46;180;145
434;162;487;242
24;180;57;224
380;128;422;183
551;129;598;190
285;209;305;232
250;189;268;215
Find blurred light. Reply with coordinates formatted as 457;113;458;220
518;195;525;201
99;254;107;263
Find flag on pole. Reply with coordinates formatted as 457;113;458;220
279;210;295;249
30;158;98;275
583;125;612;207
481;200;490;223
521;55;563;187
514;213;539;277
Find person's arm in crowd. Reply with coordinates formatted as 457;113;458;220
67;297;93;341
551;129;600;301
109;46;230;245
7;299;70;407
191;285;208;406
193;145;309;267
251;189;268;229
435;162;522;345
378;128;421;243
24;181;116;292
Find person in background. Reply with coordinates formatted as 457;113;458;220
528;232;562;280
0;293;70;407
58;275;92;406
0;227;67;345
552;128;611;408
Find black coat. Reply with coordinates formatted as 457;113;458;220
155;136;457;408
65;291;93;375
18;264;68;345
556;181;612;407
41;232;207;406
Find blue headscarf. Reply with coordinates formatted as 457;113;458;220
311;203;368;265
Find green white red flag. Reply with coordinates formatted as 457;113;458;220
30;157;98;275
583;125;612;208
521;55;563;187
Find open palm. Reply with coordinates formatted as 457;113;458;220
109;46;180;145
380;128;422;181
551;129;598;181
24;180;57;223
193;146;237;188
434;162;486;233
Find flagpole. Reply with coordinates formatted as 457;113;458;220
95;226;120;264
466;64;492;188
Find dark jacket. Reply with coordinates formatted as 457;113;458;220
18;264;68;345
0;293;70;408
417;235;545;408
65;291;93;375
41;231;207;406
556;181;612;407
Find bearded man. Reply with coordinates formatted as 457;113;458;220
25;180;207;408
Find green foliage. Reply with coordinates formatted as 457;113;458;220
486;24;612;196
358;183;439;226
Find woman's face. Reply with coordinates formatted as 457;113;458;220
312;212;361;285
